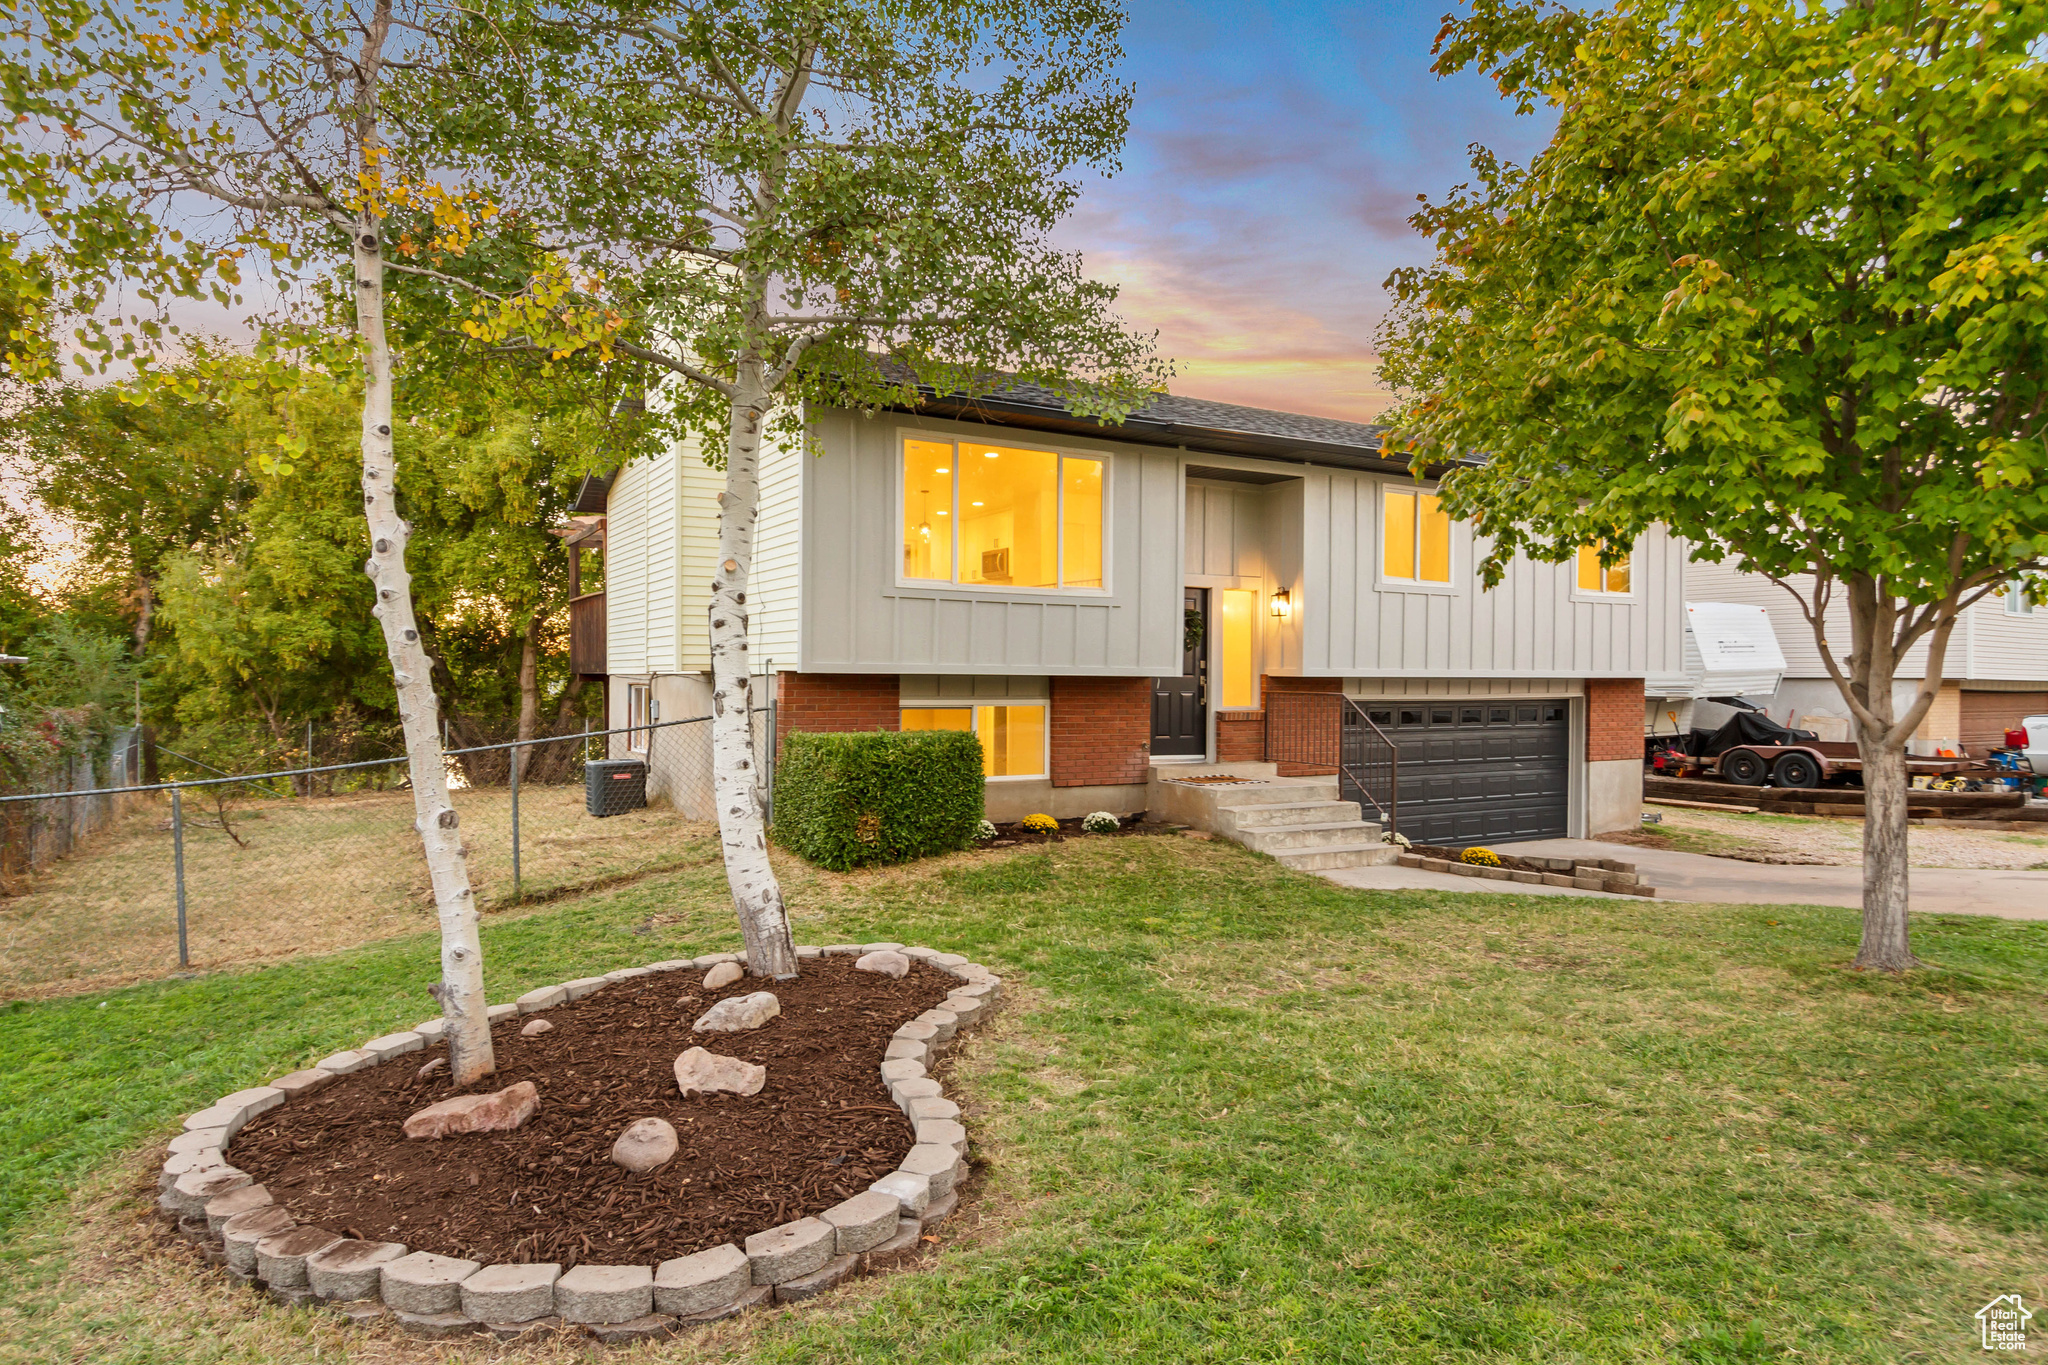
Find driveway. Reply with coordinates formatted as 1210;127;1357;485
1320;838;2048;921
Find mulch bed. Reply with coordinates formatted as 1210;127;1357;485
1408;843;1554;875
983;813;1172;847
229;957;954;1268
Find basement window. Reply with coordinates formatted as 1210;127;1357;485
901;704;1048;778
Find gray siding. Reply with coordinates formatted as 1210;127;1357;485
799;410;1182;675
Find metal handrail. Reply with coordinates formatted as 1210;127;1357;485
1339;696;1399;832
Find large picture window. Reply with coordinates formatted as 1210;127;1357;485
1383;488;1451;584
902;437;1104;591
900;704;1047;778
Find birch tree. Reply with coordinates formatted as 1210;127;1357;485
430;0;1168;978
0;0;593;1078
1376;0;2048;970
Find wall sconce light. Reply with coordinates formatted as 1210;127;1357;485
1270;589;1292;619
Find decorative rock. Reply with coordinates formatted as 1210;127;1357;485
906;1095;961;1123
587;1314;681;1345
403;1080;539;1139
884;1038;928;1063
611;1117;679;1172
870;1170;932;1218
702;960;744;990
555;1264;653;1324
416;1057;447;1080
775;1252;856;1302
520;1017;554;1037
461;1262;561;1322
392;1308;486;1339
693;990;780;1033
899;1142;965;1198
168;1166;252;1218
820;1190;902;1254
917;1118;969;1156
675;1282;772;1324
922;1188;961;1226
562;976;609;1000
853;950;910;978
515;984;567;1013
317;1049;371;1075
306;1239;407;1301
878;1057;925;1085
267;1069;335;1098
360;1032;424;1062
412;1017;448;1042
487;1003;519;1024
380;1251;483;1314
744;1217;835;1284
222;1205;295;1273
168;1126;229;1154
255;1226;343;1288
204;1182;272;1233
653;1244;751;1315
915;1008;959;1042
673;1047;767;1098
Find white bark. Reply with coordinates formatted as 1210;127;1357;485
709;324;798;980
353;217;497;1080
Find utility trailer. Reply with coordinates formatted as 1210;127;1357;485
1707;740;1984;790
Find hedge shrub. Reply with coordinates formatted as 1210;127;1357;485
772;729;985;871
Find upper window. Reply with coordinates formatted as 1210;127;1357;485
2004;581;2035;616
1383;488;1451;584
902;438;1104;591
1576;542;1632;595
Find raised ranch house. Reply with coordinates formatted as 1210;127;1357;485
578;385;1689;856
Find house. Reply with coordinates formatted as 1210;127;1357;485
583;383;1688;851
1682;560;2048;754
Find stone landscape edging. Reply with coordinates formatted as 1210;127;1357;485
157;944;1003;1344
1393;852;1658;897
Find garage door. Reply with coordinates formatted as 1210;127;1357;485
1961;691;2048;754
1361;700;1571;847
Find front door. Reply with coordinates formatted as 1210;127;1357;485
1152;589;1208;756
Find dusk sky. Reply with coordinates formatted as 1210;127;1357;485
1073;1;1554;423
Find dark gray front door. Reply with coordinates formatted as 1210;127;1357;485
1362;700;1571;846
1152;589;1207;757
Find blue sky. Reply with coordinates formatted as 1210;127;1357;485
1066;0;1554;421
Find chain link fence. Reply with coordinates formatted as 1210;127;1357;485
0;712;773;999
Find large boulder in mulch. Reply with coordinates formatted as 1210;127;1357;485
854;950;909;979
611;1117;679;1173
402;1081;540;1140
673;1047;767;1098
693;991;779;1033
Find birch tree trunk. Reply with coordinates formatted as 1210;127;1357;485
709;332;797;980
353;215;498;1082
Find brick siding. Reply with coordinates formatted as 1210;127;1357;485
775;672;900;741
1264;676;1342;776
1050;676;1151;787
1585;678;1644;762
1216;711;1266;762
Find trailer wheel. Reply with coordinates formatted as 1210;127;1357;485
1772;752;1822;789
1722;749;1768;786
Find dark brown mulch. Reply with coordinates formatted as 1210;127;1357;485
229;957;955;1268
1408;843;1555;875
983;813;1172;847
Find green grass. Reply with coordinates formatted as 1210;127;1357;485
1;834;2044;1362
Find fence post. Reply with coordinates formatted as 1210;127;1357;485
171;786;189;968
510;740;521;903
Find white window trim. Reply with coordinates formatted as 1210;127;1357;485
1211;585;1264;713
624;683;652;753
898;700;1051;780
1569;543;1640;604
1373;480;1460;596
893;426;1114;599
2005;581;2035;616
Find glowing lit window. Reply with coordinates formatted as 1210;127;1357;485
899;704;1046;777
901;438;1103;591
1383;488;1451;583
1576;542;1632;594
1217;589;1256;709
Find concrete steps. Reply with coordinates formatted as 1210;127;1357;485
1146;766;1398;872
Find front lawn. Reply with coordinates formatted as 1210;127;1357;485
0;833;2041;1362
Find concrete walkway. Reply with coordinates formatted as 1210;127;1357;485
1319;837;2048;921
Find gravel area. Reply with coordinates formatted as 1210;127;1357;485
1616;807;2048;869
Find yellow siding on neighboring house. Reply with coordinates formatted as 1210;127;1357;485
678;434;720;670
603;444;683;675
1914;682;1962;749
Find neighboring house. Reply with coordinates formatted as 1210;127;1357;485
585;384;1687;845
1683;560;2048;754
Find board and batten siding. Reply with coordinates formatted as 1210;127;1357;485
798;408;1182;675
1295;469;1684;679
1685;559;2048;682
